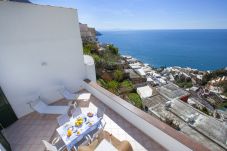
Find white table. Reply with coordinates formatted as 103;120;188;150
56;113;101;151
95;139;118;151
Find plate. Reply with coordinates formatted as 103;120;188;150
87;112;94;117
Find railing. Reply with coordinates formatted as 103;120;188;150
83;79;210;151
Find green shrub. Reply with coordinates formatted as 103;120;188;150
176;81;192;88
91;54;102;63
121;80;133;89
97;79;108;89
107;80;119;94
83;47;91;54
108;44;119;55
127;93;142;108
113;69;123;82
83;42;97;54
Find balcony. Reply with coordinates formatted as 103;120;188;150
1;79;212;151
3;91;166;151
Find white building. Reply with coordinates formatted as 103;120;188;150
0;1;96;118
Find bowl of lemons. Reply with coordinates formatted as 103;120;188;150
75;117;83;127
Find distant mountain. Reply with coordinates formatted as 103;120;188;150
96;31;102;36
10;0;31;3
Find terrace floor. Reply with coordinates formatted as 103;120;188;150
4;91;166;151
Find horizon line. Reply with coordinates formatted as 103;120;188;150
97;28;227;31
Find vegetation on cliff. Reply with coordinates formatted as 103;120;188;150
201;69;227;85
83;42;143;109
174;75;193;88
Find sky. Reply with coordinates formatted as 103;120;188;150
31;0;227;30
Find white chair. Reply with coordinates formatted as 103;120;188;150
28;97;69;115
100;117;106;130
42;139;66;151
74;136;91;151
57;114;70;126
60;88;78;101
87;118;105;142
71;107;82;118
79;136;91;146
96;106;106;131
97;105;106;118
88;127;103;142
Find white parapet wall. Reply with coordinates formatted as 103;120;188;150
0;1;86;118
84;55;96;82
83;80;194;151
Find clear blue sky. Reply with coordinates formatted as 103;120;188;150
31;0;227;30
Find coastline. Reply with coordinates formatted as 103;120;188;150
83;29;227;151
98;29;227;71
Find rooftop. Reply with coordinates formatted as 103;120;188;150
143;94;168;108
157;83;190;100
149;98;227;151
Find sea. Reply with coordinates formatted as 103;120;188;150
98;29;227;71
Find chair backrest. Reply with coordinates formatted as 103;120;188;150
71;107;82;118
29;99;47;113
91;127;103;142
61;88;77;100
80;136;90;146
57;114;70;126
42;140;58;151
97;106;106;118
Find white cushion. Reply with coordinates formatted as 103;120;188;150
77;93;91;100
31;99;69;115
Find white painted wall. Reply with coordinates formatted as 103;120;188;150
0;2;86;117
83;81;192;151
84;55;96;82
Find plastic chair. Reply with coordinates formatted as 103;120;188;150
57;114;70;126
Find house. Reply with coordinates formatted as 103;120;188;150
157;83;190;102
149;99;227;151
124;69;146;84
136;85;153;99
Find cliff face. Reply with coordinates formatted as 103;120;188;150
96;31;102;36
79;23;97;43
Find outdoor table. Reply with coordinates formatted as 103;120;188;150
57;113;101;151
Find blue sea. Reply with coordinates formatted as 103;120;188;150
98;30;227;71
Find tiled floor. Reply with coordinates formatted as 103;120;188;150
4;112;58;151
4;93;166;151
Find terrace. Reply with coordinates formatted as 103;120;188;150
3;91;166;151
